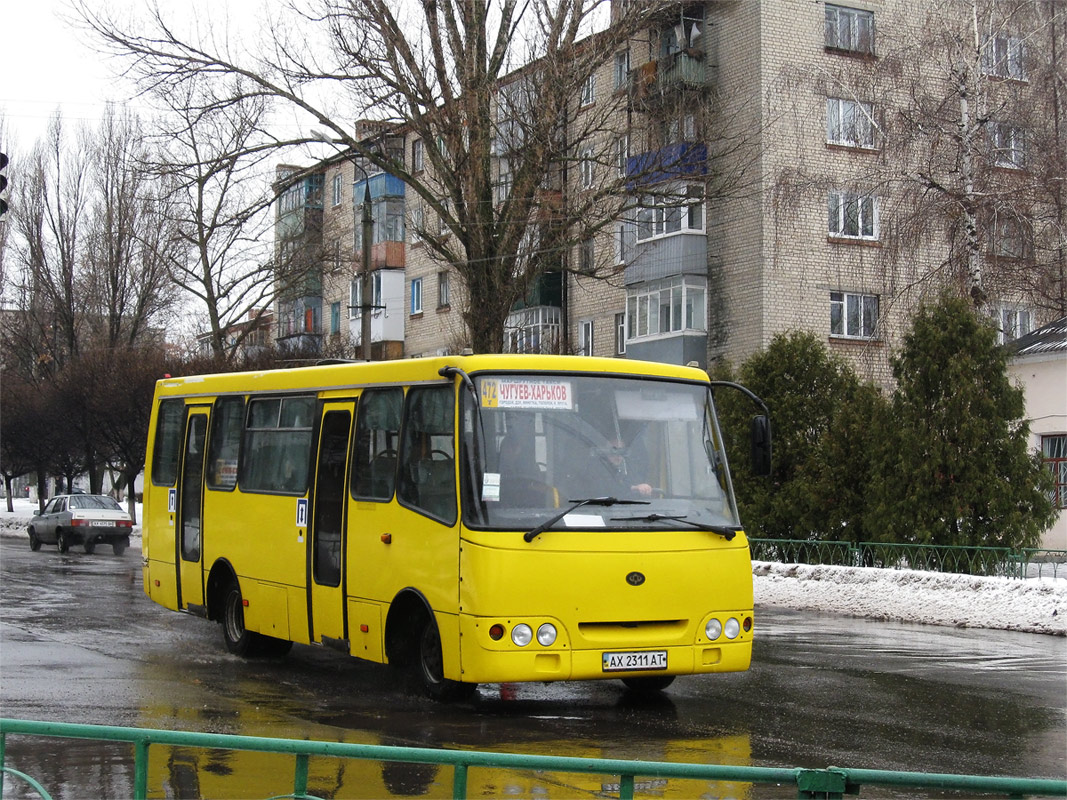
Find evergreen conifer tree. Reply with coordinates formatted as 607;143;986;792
864;296;1055;548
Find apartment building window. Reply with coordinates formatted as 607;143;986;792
332;174;343;206
636;186;704;241
982;33;1026;80
996;304;1032;343
579;147;595;189
330;301;341;335
579;319;594;356
614;222;629;264
614;50;630;91
495;159;513;205
830;291;878;339
409;206;424;243
626;276;707;341
410;277;423;315
437;272;450;308
994;216;1029;259
1043;435;1067;510
827;98;876;149
615;312;626;355
581;74;596;107
616;135;628;178
828;190;879;240
504;306;562;354
578;238;596;273
331;238;342;272
412;138;424;172
825;5;874;55
991;122;1027;169
351;274;383;318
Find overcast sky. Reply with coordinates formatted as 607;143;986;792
1;0;139;149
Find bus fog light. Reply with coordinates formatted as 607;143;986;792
705;619;722;640
724;617;741;639
512;624;533;647
536;623;557;646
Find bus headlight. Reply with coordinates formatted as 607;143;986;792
536;623;557;646
512;624;533;647
724;617;741;639
705;619;722;640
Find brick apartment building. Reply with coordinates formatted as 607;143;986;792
273;0;1062;385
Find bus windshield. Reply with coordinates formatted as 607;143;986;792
463;374;739;531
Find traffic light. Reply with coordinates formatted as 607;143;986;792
0;151;8;218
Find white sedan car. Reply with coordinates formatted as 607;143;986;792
28;494;134;555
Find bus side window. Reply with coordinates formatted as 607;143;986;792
206;396;244;491
151;399;186;486
397;386;457;525
352;388;403;501
241;395;315;494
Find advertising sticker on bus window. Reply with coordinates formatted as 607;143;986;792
482;472;501;502
481;379;573;410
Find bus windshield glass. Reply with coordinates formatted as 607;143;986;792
463;374;739;531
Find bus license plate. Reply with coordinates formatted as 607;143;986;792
602;650;668;672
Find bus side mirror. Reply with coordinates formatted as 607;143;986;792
750;415;772;476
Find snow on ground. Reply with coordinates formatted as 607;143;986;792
754;561;1065;636
2;498;1064;636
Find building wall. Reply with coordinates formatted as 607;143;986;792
1009;353;1067;550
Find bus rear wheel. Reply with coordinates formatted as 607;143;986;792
416;618;476;702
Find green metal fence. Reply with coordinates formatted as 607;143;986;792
749;539;1067;579
1;718;1064;800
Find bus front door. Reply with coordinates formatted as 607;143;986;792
309;402;354;649
177;408;209;611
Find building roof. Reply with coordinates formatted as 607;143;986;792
1008;316;1067;357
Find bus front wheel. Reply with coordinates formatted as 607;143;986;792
416;618;476;702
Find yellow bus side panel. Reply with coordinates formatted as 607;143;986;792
348;600;384;662
242;581;290;641
145;558;179;611
286;585;311;645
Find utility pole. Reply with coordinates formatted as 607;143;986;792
358;177;373;360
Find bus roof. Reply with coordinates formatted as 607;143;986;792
153;354;710;398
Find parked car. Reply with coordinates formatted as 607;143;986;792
28;494;133;555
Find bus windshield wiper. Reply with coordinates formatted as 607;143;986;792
610;513;740;541
523;497;650;543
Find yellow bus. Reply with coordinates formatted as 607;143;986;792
143;354;767;699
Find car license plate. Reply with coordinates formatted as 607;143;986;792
602;650;668;672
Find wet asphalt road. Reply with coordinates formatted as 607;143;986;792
0;533;1064;799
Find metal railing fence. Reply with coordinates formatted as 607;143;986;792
749;539;1067;579
1;718;1065;800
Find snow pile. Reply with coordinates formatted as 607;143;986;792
3;499;1064;635
754;561;1066;636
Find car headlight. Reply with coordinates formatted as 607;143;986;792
536;623;557;646
724;617;741;639
705;619;723;640
512;623;533;647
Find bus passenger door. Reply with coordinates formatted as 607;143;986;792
177;408;209;611
309;402;354;648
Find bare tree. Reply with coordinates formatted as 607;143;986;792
76;0;683;352
149;80;281;360
84;108;181;349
